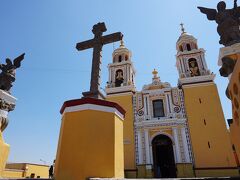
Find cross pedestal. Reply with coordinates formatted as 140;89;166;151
55;98;125;180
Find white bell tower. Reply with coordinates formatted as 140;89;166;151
176;24;215;85
105;40;136;95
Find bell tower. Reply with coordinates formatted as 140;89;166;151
105;40;136;95
176;24;214;85
105;40;137;176
176;24;238;177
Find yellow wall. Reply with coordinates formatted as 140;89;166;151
228;58;240;165
54;109;124;180
107;94;136;171
0;132;9;177
25;164;49;178
195;169;239;177
2;169;23;178
183;83;237;170
176;163;194;178
3;163;49;179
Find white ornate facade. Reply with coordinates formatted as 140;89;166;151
133;69;192;168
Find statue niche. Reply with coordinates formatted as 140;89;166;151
188;58;200;77
115;69;124;87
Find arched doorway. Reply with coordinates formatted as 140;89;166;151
152;134;177;178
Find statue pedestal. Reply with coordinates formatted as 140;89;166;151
0;132;10;177
55;97;125;180
218;43;240;79
0;90;16;178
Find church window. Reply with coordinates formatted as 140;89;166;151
187;44;191;51
118;55;122;62
208;141;211;149
204;119;206;125
152;99;165;118
199;98;202;104
179;45;183;52
115;69;124;87
188;58;200;77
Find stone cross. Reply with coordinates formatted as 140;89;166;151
76;22;123;99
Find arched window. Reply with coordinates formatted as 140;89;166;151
115;69;124;87
125;55;129;61
188;58;200;77
118;55;122;62
152;99;165;118
179;45;183;52
187;44;191;51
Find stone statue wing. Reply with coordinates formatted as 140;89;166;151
5;58;12;66
13;53;25;68
198;7;217;21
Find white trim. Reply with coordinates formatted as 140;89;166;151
218;42;240;66
62;104;124;120
0;89;17;104
0;110;8;118
105;85;136;94
179;74;215;85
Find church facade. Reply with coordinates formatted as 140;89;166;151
105;30;239;178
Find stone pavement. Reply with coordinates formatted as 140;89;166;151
0;178;240;180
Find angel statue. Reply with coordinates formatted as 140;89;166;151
0;53;25;93
198;0;240;46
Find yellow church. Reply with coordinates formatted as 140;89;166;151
103;28;239;178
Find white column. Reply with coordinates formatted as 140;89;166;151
144;129;151;164
137;130;143;164
181;127;191;163
146;95;151;118
172;127;181;163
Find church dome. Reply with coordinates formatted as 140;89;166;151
112;40;132;63
176;24;198;52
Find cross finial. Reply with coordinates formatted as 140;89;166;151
180;23;185;34
120;39;125;47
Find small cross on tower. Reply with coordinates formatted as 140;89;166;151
180;23;185;34
76;22;123;99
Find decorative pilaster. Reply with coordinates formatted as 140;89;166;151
144;129;151;165
181;127;191;163
173;127;181;163
137;130;143;164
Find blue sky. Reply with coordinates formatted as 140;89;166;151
1;0;232;165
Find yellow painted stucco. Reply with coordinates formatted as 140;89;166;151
54;109;124;180
228;57;240;165
183;83;237;175
106;94;136;171
195;169;239;177
2;163;49;179
176;163;194;178
0;132;9;178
